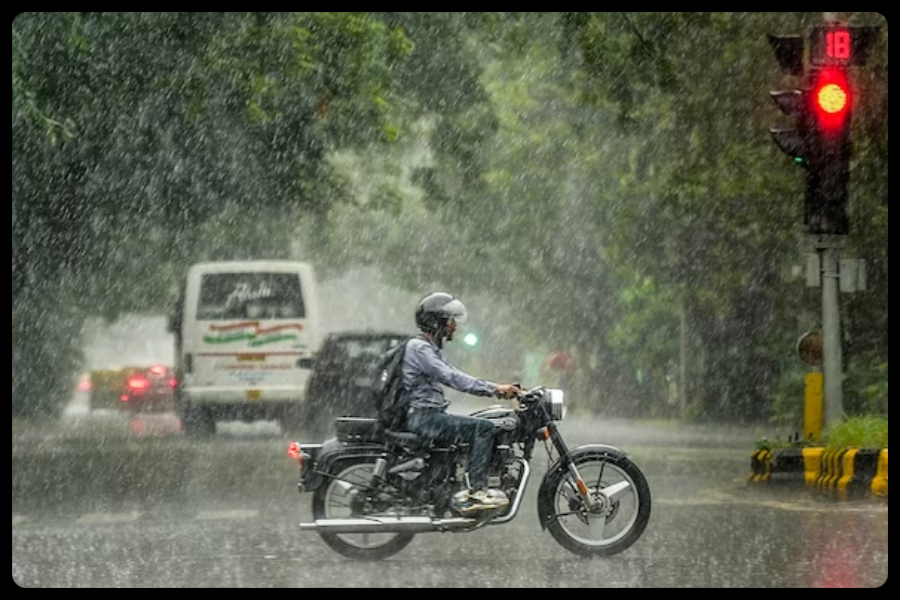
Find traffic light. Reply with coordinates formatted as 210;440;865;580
805;66;851;235
768;24;879;236
768;35;812;168
769;88;812;168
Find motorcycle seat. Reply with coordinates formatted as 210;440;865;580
385;429;424;448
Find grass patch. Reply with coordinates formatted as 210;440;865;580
824;415;888;450
755;414;888;451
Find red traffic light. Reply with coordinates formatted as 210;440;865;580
810;68;850;132
816;82;848;114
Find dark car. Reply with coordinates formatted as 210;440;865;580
305;331;409;431
118;365;177;414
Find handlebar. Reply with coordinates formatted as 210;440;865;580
494;384;543;402
518;386;548;403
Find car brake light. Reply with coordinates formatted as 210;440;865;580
120;394;130;402
168;378;178;388
149;365;167;376
127;376;149;391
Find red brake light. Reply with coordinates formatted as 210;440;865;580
127;376;149;391
168;378;178;388
287;442;301;463
149;365;167;376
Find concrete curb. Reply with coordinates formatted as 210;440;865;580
749;447;888;500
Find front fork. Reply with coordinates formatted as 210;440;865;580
546;422;598;510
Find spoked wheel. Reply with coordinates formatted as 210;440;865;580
312;457;416;561
539;452;651;557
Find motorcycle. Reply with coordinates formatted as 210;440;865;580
287;386;651;560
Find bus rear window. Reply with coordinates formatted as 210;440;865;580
197;273;305;320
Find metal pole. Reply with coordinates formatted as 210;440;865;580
819;238;844;428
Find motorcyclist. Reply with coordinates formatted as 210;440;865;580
402;292;521;514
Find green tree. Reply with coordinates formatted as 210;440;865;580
13;12;887;426
307;12;888;424
12;12;412;416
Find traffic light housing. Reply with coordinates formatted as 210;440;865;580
805;66;851;235
768;35;813;169
769;88;812;168
768;25;877;236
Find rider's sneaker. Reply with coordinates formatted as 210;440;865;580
451;487;510;515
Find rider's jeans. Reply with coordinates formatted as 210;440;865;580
407;409;497;489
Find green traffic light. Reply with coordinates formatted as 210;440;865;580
463;332;479;347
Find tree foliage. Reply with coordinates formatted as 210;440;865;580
12;12;412;415
309;12;887;423
12;12;888;425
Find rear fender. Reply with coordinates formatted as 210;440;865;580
300;438;388;492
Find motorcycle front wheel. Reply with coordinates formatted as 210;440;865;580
539;451;651;557
312;457;416;561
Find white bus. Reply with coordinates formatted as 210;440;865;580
168;261;320;435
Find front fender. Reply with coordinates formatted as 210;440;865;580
300;438;387;492
537;444;629;530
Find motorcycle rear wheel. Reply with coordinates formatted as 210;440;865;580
312;457;416;561
540;452;651;557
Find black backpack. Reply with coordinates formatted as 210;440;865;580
370;335;419;431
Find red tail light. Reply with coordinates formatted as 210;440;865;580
168;378;178;388
149;365;167;376
127;376;150;391
287;442;302;464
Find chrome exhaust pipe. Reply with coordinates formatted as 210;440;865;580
299;516;479;533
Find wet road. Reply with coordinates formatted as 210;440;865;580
12;404;888;588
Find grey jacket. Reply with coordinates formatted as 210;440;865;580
402;336;497;411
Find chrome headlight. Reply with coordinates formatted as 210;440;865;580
548;388;565;421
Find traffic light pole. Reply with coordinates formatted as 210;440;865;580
770;20;879;432
816;235;845;429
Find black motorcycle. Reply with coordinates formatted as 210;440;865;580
287;386;651;560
